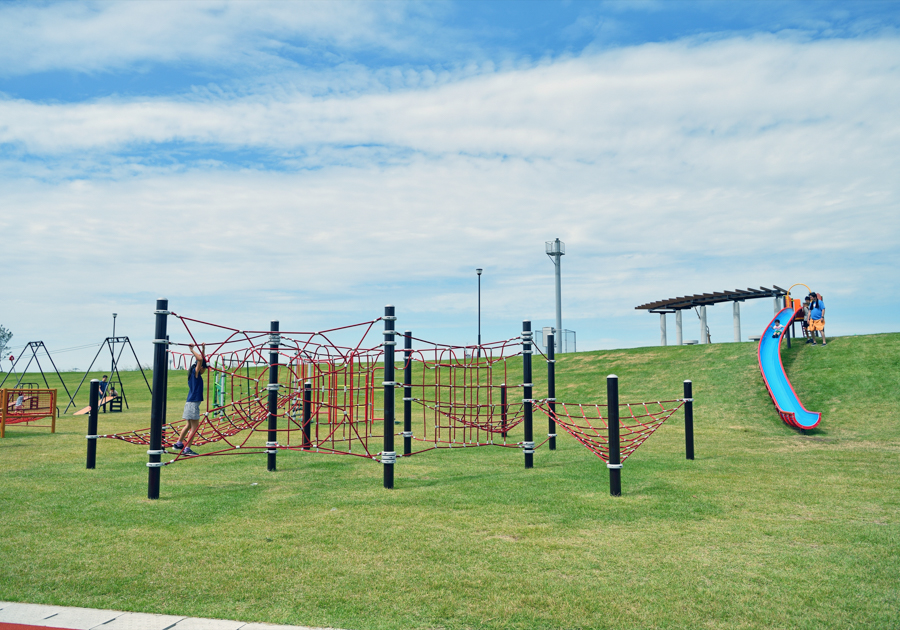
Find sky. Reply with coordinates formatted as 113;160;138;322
1;0;898;372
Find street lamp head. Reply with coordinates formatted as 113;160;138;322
112;313;117;318
476;268;483;276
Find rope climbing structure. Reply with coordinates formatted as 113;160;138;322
93;300;694;498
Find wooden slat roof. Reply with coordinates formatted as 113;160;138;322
636;286;787;312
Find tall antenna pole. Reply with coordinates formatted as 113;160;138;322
545;239;565;353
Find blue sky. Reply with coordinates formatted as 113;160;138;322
1;0;899;370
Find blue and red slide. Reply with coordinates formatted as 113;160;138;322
758;301;821;429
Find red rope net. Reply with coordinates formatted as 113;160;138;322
100;314;534;465
534;399;686;463
2;388;56;429
402;334;528;454
99;311;685;467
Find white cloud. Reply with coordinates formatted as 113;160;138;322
2;32;898;366
0;0;438;77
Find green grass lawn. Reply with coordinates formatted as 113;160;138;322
1;334;898;629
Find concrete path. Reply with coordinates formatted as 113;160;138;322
0;602;344;630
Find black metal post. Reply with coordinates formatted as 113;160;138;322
162;335;169;444
86;379;99;469
523;320;534;468
147;298;169;500
547;333;557;450
403;331;412;457
302;381;312;450
684;380;694;460
500;383;508;439
476;270;482;359
267;321;280;472
383;306;396;488
607;374;621;496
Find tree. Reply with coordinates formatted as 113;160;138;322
0;325;11;372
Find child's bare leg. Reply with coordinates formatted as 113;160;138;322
176;422;192;444
183;420;200;447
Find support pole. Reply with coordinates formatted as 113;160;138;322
684;380;694;460
147;298;169;500
500;383;508;439
383;306;396;489
774;296;780;316
733;301;741;343
162;335;169;444
660;313;667;346
302;381;311;450
676;310;683;346
554;263;562;355
607;374;621;496
522;320;534;468
547;333;556;450
266;321;280;472
699;306;708;344
86;379;99;469
403;331;412;457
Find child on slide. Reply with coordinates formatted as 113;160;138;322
772;319;784;339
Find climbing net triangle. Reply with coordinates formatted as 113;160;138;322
535;399;686;463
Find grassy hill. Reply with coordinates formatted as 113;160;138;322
1;333;898;630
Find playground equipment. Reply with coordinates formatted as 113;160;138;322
65;336;151;414
90;300;694;499
0;342;75;409
1;388;57;438
758;285;821;429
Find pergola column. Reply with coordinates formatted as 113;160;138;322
675;310;683;346
699;306;708;344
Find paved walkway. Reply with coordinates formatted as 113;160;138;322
0;602;343;630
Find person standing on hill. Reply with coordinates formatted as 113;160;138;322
808;293;827;346
173;343;207;456
801;295;813;343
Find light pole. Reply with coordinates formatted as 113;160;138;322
111;313;117;378
476;269;483;359
545;239;565;353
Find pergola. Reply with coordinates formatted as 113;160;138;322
635;286;787;345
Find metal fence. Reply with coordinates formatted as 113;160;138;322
535;328;576;354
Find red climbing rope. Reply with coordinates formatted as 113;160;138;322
534;398;686;463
